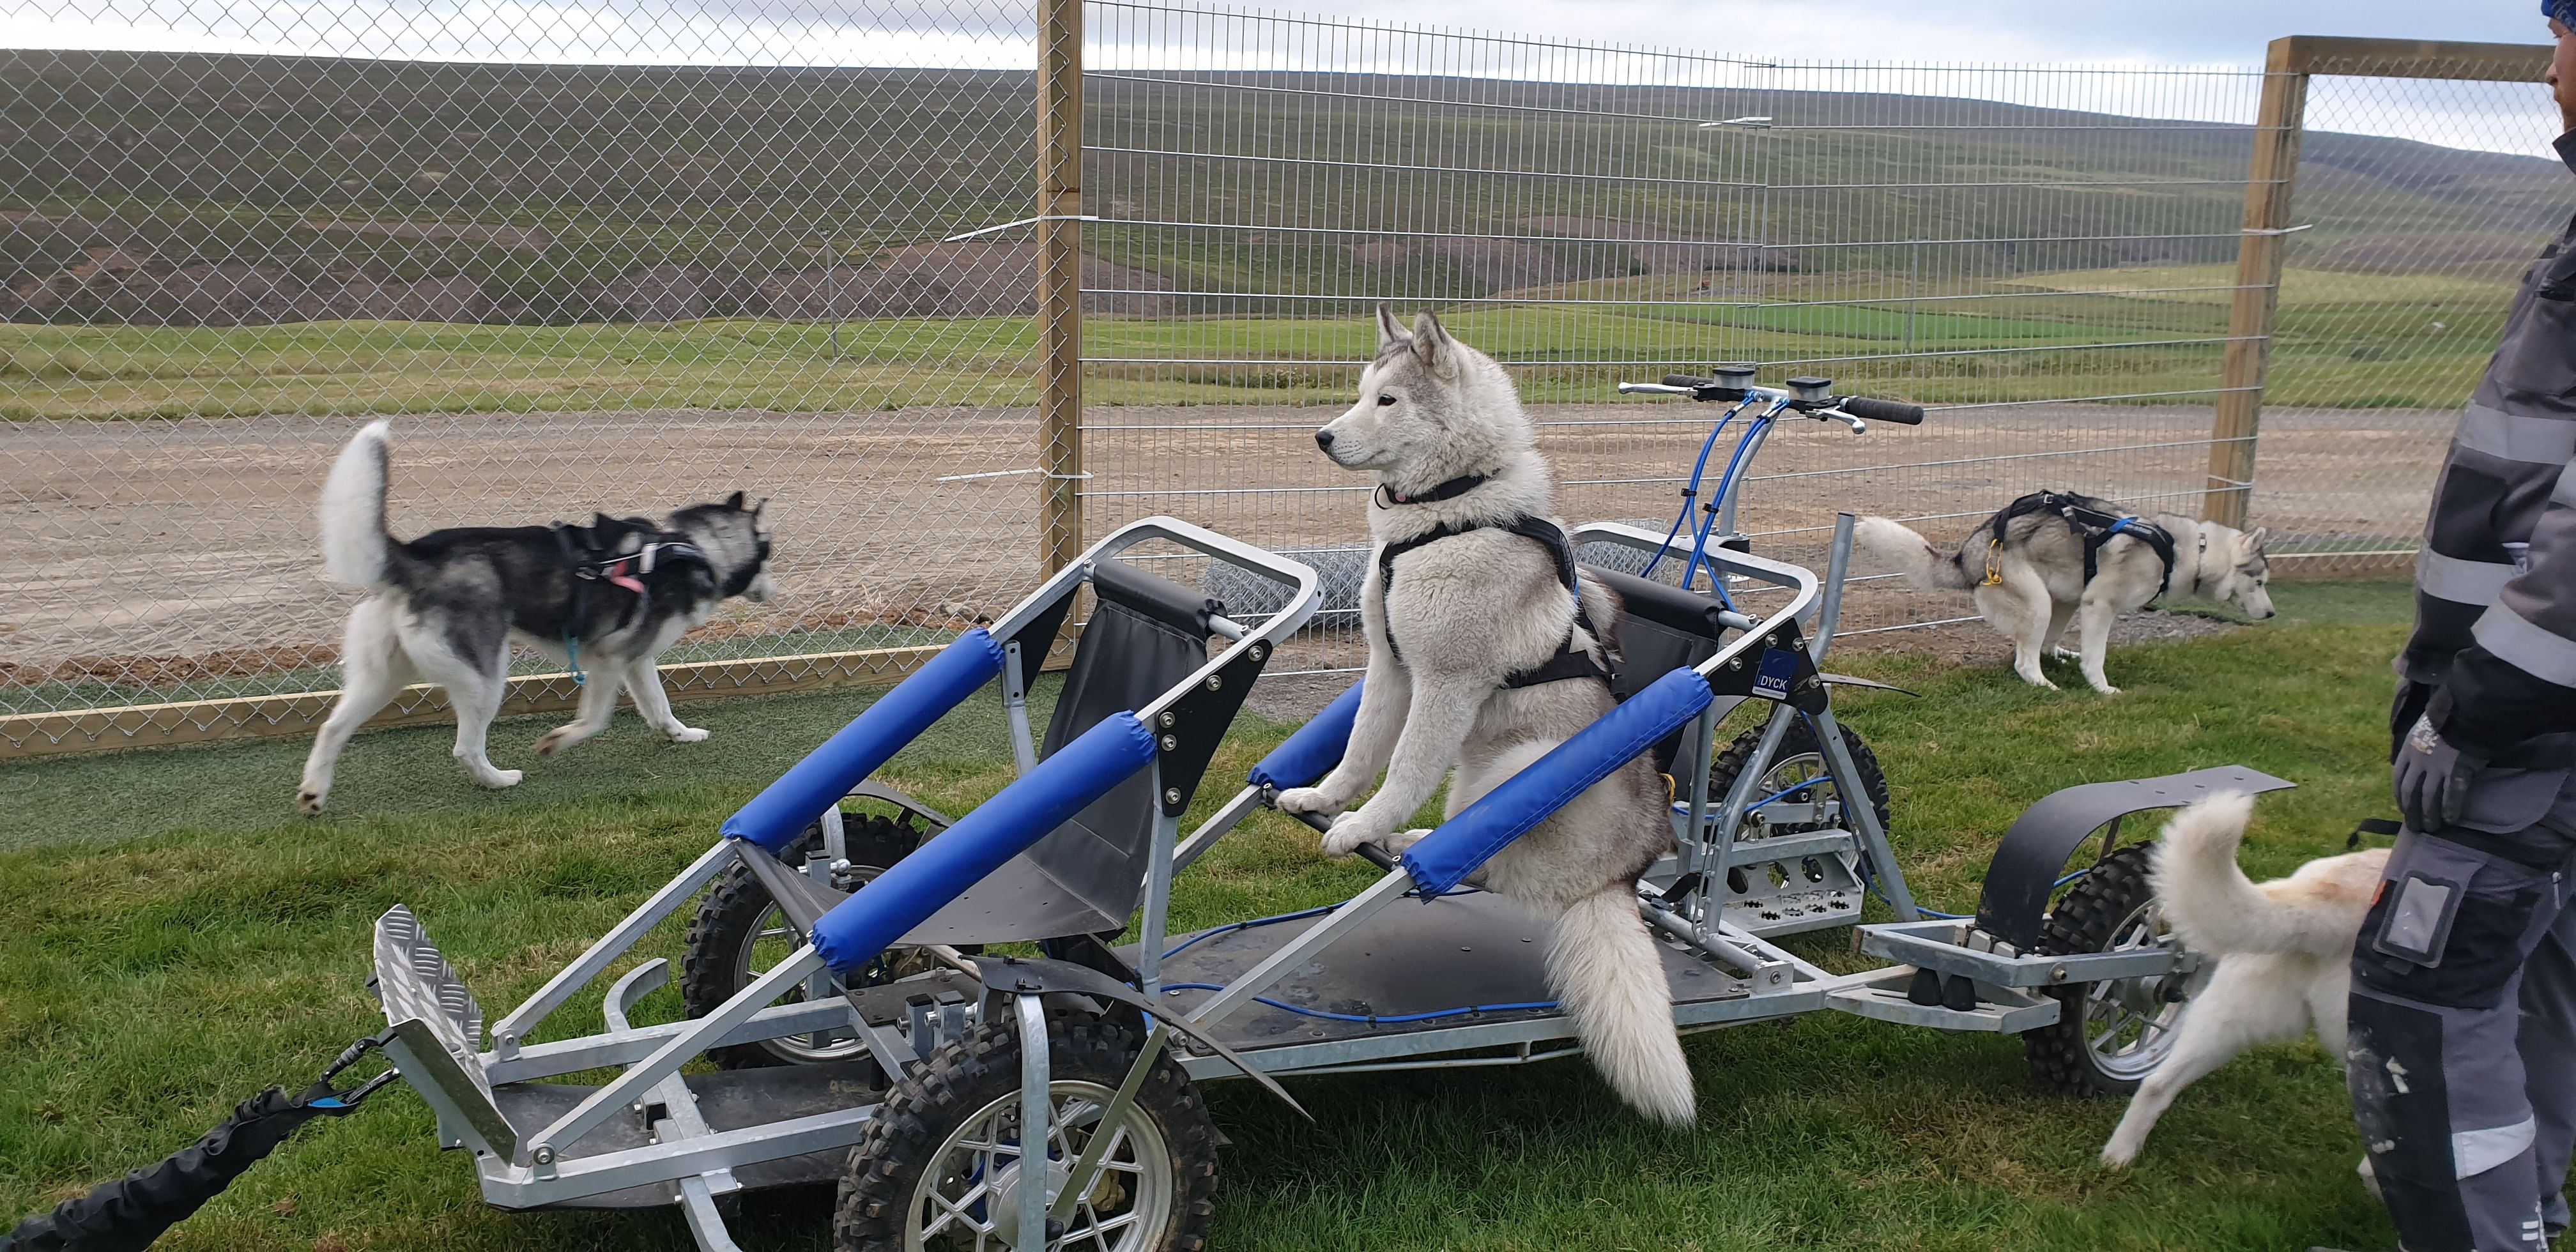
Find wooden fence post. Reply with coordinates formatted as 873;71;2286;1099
2205;35;2551;532
2205;36;2309;530
1036;0;1085;575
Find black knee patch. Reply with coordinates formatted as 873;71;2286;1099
2373;1171;2480;1252
2350;996;2456;1182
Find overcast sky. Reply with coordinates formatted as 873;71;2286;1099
1323;1;2554;66
15;0;2561;66
11;0;2565;154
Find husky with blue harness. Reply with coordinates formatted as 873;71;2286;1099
355;492;2308;1251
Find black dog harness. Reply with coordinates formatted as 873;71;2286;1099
1374;473;1616;689
551;521;709;685
1979;491;2181;600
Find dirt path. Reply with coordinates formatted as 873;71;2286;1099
3;403;2437;692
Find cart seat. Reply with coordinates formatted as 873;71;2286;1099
1585;566;1733;773
894;558;1225;945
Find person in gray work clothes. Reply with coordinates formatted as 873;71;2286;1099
2356;5;2576;1248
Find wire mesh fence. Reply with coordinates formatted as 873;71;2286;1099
1;3;2567;749
2255;54;2566;566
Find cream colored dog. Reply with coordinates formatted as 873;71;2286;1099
2099;793;2388;1167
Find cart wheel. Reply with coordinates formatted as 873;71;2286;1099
2023;842;2203;1096
1704;717;1892;844
834;1009;1218;1252
678;811;925;1069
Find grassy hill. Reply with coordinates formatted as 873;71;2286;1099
6;52;2565;313
0;50;2563;414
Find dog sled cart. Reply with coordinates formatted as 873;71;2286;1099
365;505;2291;1251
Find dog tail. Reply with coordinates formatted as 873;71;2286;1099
2149;791;2304;956
1549;883;1696;1125
1853;515;1972;592
320;419;399;589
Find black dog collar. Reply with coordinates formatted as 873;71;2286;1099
1376;472;1492;508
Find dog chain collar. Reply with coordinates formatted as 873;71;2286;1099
1376;471;1494;509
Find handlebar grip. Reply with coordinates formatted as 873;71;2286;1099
1839;397;1926;425
1285;806;1404;871
1661;374;1716;389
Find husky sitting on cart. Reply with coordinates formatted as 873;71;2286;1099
364;512;2298;1252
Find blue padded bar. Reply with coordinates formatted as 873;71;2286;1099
811;712;1158;974
1400;668;1714;896
1247;680;1364;791
720;629;1005;853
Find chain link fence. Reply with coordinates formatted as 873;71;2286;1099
3;3;2567;750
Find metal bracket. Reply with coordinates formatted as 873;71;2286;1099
963;956;1307;1120
1150;638;1273;816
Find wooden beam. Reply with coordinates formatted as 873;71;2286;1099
2278;35;2554;81
0;643;949;760
1034;0;1085;577
2205;36;2313;530
2269;549;2414;581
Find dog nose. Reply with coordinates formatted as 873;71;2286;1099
1314;429;1335;452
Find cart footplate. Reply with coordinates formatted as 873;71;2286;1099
1147;890;1771;1071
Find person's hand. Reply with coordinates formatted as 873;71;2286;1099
2393;714;2490;832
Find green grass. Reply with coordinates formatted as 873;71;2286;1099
1;268;2508;420
0;581;2444;1250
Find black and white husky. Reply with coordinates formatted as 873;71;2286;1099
296;420;775;814
1855;492;2274;695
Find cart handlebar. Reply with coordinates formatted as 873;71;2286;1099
1621;370;1926;428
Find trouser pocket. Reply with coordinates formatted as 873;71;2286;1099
2354;833;2558;1011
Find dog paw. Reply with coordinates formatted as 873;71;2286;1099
296;789;326;816
1319;813;1383;858
2090;683;2123;696
1382;827;1432;856
533;728;572;757
2097;1143;2139;1170
1275;786;1343;817
666;726;709;744
476;768;524;790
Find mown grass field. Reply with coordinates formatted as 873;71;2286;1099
0;581;2456;1251
0;263;2514;420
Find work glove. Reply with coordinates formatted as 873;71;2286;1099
2392;714;2488;832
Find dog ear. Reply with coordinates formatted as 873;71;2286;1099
753;496;768;516
1374;303;1409;351
2243;525;2268;551
725;490;746;509
1410;310;1457;378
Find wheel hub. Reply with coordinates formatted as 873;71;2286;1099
985;1153;1070;1248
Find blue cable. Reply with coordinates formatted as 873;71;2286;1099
1642;408;1738;582
1681;413;1774;602
1159;982;1558;1025
1160;903;1338;961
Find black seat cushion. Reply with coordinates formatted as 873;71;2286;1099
899;558;1218;945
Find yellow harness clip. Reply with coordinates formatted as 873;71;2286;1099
1981;537;2005;586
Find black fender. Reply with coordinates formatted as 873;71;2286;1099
1973;766;2296;950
